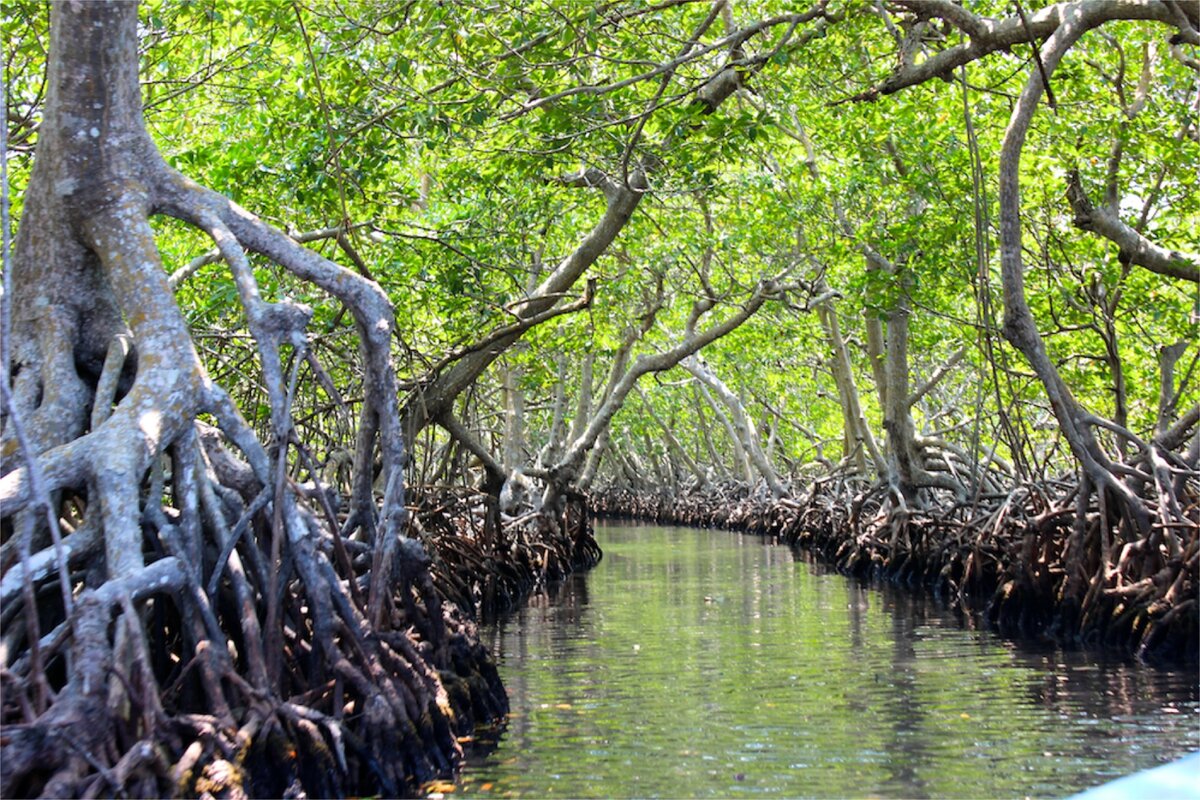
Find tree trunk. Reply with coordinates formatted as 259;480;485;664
882;272;922;505
813;288;882;476
1;4;503;796
683;358;787;498
996;4;1154;536
501;363;526;472
537;353;569;469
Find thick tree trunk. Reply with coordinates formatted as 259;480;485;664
881;276;922;505
537;354;569;469
1;4;503;796
569;351;596;446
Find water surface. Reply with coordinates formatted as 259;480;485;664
458;523;1199;798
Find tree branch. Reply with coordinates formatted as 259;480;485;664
506;6;828;118
168;224;361;289
1065;171;1200;282
554;276;782;482
850;0;1189;102
437;411;506;486
907;347;966;408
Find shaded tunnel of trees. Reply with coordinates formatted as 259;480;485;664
1;0;1197;796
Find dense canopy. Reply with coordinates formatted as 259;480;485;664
6;1;1197;484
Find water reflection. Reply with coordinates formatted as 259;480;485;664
460;524;1199;798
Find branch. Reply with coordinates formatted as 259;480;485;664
554;276;782;480
907;347;966;408
0;512;100;609
850;0;1188;102
399;175;643;437
619;0;726;187
682;356;788;497
995;4;1156;534
1155;403;1199;453
904;0;989;38
436;412;505;486
399;5;829;440
157;171;411;624
1065;171;1200;282
0;370;76;603
505;6;828;118
168;224;361;289
420;278;595;379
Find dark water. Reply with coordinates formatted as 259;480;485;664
456;523;1199;798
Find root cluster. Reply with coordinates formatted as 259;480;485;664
411;487;602;619
1;460;510;799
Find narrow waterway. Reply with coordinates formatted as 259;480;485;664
456;523;1199;798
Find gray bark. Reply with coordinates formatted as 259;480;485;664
568;351;596;446
550;279;780;498
501;364;526;472
1066;171;1200;282
1;5;481;793
863;0;1192;99
682;357;787;497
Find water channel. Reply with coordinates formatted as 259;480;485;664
457;523;1199;798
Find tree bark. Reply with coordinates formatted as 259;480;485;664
1;4;503;795
682;358;787;498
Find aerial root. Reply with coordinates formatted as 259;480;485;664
407;486;601;619
2;180;507;797
1;474;509;796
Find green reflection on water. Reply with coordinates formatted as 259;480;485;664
458;524;1199;798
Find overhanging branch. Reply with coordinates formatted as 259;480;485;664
1066;171;1200;282
848;0;1192;102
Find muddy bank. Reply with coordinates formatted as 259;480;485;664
589;483;1198;663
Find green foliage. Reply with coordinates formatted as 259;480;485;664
4;0;1196;481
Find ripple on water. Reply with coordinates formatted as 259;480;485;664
460;524;1200;799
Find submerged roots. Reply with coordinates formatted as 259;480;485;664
412;487;602;620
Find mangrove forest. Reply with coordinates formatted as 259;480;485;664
1;0;1197;797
